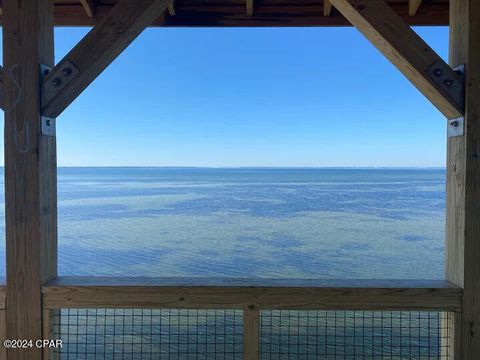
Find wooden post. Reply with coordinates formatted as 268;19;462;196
446;0;480;358
243;308;260;360
3;0;57;359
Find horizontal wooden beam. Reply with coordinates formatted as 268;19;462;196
0;3;448;28
43;277;462;312
41;0;171;118
329;0;463;119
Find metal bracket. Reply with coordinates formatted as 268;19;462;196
40;64;57;136
41;116;56;137
448;117;464;138
427;61;465;108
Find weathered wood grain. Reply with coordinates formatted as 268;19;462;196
43;277;462;311
446;0;480;359
243;308;260;360
3;0;57;358
41;0;171;118
329;0;463;119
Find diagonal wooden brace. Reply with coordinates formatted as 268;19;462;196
41;0;171;118
329;0;465;119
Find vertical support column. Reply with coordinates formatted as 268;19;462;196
446;0;480;358
3;0;57;359
243;308;260;360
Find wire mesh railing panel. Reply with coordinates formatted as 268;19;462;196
53;309;243;359
260;310;450;360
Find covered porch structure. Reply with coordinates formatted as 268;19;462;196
0;0;478;358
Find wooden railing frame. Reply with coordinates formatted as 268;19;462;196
39;278;463;360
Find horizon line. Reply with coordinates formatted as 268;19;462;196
0;165;446;170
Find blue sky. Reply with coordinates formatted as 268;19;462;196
3;26;449;167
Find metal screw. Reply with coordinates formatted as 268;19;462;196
52;77;62;87
451;120;459;128
434;68;443;77
46;119;52;127
43;69;50;76
444;79;454;87
62;68;73;76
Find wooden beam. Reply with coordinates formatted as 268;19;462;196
0;310;6;360
246;0;253;16
18;3;448;28
43;277;463;312
324;0;333;16
446;0;480;358
167;1;175;16
3;0;57;358
408;0;422;16
243;308;260;360
0;286;5;310
41;0;171;118
329;0;464;119
79;0;95;18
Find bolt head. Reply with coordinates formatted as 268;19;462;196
52;78;62;87
434;68;443;77
62;68;73;76
444;79;454;87
451;121;459;128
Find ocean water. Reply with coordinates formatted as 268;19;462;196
0;167;446;279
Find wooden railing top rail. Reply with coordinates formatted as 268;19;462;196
42;277;462;312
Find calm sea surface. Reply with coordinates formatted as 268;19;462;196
0;168;446;279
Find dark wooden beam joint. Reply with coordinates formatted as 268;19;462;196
329;0;464;119
427;60;465;117
42;59;79;116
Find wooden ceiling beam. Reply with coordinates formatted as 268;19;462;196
79;0;95;18
324;0;333;16
408;0;422;16
41;0;171;118
167;1;175;16
246;0;253;16
329;0;464;119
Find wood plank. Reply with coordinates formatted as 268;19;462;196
79;0;95;18
0;310;5;360
243;308;260;360
0;287;5;310
408;0;422;16
446;0;480;358
167;1;175;16
43;277;463;311
42;309;60;360
329;0;463;119
324;0;333;16
3;0;57;358
41;0;171;118
246;0;253;16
